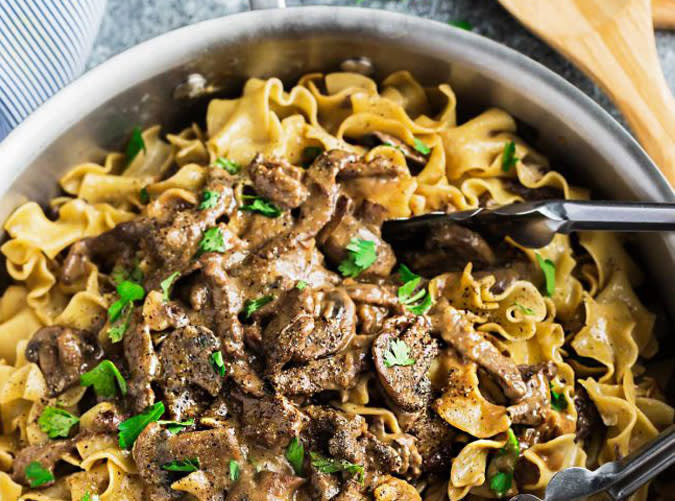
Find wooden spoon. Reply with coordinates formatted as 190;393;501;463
498;0;675;187
653;0;675;28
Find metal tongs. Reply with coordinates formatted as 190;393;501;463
381;200;675;248
510;423;675;500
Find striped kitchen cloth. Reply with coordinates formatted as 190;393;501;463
0;0;106;140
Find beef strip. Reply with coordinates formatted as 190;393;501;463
249;153;309;209
437;303;527;400
304;406;367;465
233;391;309;448
269;348;368;396
124;316;160;412
507;362;556;426
225;470;304;501
133;422;243;501
370;132;428;169
574;385;602;442
318;195;396;278
501;179;563;202
400;409;454;473
158;325;223;420
12;437;77;487
372;316;438;411
25;326;103;396
262;287;356;373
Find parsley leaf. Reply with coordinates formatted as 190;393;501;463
383;339;415;368
243;295;274;319
108;280;145;322
38;406;79;439
286;437;304;475
199;190;220;210
160;271;180;302
198;227;226;254
214;157;241;175
296;280;308;291
229;459;240;482
240;195;282;218
489;471;513;497
125;126;146;165
158;418;195;434
501;140;519;172
413;138;430;155
550;383;568;411
81;492;99;501
210;351;226;377
449;20;473;30
512;302;534;316
80;360;128;398
535;253;556;296
118;401;165;449
110;264;143;286
501;428;520;457
107;307;132;343
338;238;377;278
139;187;150;204
310;452;364;484
397;264;433;315
161;457;200;472
302;146;324;168
25;461;54;488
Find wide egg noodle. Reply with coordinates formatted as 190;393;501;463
0;71;670;500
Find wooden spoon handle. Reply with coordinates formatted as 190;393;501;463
653;0;675;28
500;0;675;186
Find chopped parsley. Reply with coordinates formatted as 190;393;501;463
501;429;520;457
110;263;143;287
210;351;226;377
125;126;146;165
310;452;364;484
107;280;145;343
214;157;241;175
302;146;324;168
413;138;431;155
158;418;195;434
240;195;282;218
501;140;519;172
25;461;54;488
512;302;534;316
161;457;200;472
489;471;513;497
397;264;433;315
243;295;274;319
38;406;79;439
80;360;128;398
535;253;556;296
198;227;226;254
199;190;220;210
296;280;308;291
107;310;131;343
81;492;99;501
118;401;165;449
160;271;180;302
383;339;415;368
139;186;150;204
338;238;377;278
448;20;473;30
229;459;240;482
286;437;304;475
550;383;568;411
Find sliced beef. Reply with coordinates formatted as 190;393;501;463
270;348;368;396
233;391;309;448
507;363;556;426
402;410;454;473
372;316;437;411
370;132;428;169
133;422;243;501
12;438;77;487
318;195;396;278
249;154;309;209
344;283;400;309
25;326;103;396
337;152;409;179
304;406;367;465
307;463;342;501
262;287;356;373
158;325;223;420
438;304;526;400
574;385;602;442
225;470;304;501
124;317;160;412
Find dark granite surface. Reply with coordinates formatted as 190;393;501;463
88;0;675;130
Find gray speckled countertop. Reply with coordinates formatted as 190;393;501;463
88;0;675;129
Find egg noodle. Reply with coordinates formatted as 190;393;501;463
0;71;671;500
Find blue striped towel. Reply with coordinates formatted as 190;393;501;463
0;0;106;141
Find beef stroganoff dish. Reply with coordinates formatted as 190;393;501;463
0;71;672;501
